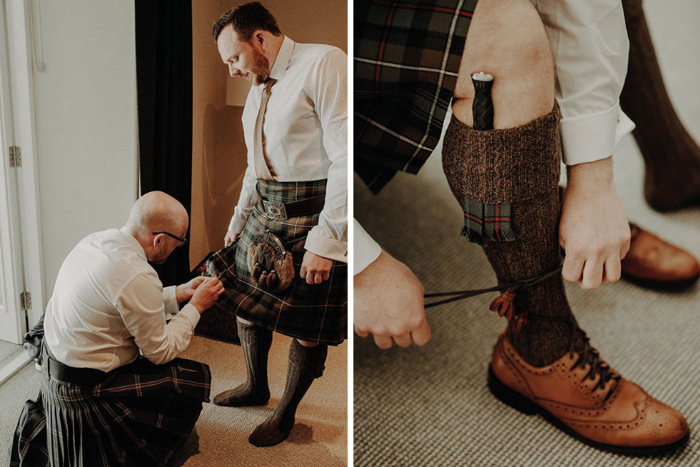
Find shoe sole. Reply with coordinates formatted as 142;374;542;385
621;272;700;292
487;365;690;456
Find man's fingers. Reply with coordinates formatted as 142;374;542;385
322;269;330;281
562;253;584;283
193;277;206;287
410;320;431;346
314;272;323;284
620;237;631;260
602;256;622;283
580;258;604;290
393;333;413;348
355;327;369;338
373;334;393;350
300;266;307;279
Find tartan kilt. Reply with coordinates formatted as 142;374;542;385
207;179;347;345
10;356;210;467
354;0;478;193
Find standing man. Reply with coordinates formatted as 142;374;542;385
11;191;224;466
210;2;347;448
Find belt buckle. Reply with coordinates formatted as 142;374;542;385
262;200;288;221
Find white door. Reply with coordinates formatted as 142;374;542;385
0;0;27;344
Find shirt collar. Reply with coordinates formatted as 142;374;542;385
269;36;294;82
119;226;148;261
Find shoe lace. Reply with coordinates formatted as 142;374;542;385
567;325;621;395
528;314;621;396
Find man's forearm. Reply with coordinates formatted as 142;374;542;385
566;156;614;191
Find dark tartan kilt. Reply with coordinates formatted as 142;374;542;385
10;356;210;467
207;179;347;345
354;0;477;193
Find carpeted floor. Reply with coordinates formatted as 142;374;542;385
0;341;22;369
354;0;700;465
0;335;347;466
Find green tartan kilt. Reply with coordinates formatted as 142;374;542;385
207;179;347;345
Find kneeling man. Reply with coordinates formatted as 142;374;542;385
11;191;224;466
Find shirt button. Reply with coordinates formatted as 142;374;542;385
344;250;348;257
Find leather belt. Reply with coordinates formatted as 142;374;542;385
47;356;108;386
258;190;325;221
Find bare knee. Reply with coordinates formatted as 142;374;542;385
453;0;555;128
297;339;318;347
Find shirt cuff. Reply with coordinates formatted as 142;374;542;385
162;286;179;316
559;101;620;166
178;303;201;329
304;228;348;263
228;214;248;235
616;109;636;145
354;220;381;275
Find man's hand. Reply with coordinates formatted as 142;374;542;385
176;277;207;303
560;157;631;290
354;250;430;349
300;251;333;284
224;230;240;247
189;277;225;314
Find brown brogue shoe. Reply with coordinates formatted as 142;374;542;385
621;224;700;290
489;333;689;455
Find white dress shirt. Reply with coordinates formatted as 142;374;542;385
534;0;631;165
355;0;632;274
44;227;201;372
229;36;348;263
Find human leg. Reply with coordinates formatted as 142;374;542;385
248;339;328;447
448;0;571;367
443;0;688;453
620;0;700;211
213;317;273;406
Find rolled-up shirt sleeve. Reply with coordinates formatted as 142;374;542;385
117;272;201;365
536;0;630;165
305;49;348;263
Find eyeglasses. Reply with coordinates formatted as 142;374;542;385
152;231;188;248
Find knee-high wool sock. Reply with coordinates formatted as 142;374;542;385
213;321;272;406
621;0;700;211
249;340;328;447
443;104;575;367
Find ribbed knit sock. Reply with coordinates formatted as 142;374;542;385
213;321;272;406
248;340;328;447
621;0;700;211
443;104;576;367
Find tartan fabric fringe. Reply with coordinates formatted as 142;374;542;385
460;195;515;245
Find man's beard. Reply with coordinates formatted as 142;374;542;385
250;47;271;86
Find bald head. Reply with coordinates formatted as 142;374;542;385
126;191;188;242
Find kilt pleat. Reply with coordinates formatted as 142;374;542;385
10;357;210;467
208;179;347;345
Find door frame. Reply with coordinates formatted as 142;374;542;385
0;0;25;344
5;0;46;333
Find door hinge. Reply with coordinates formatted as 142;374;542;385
20;291;31;311
9;146;22;167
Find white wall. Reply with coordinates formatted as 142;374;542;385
31;1;138;295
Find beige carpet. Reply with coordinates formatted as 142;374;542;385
0;341;22;368
0;335;347;466
354;0;700;465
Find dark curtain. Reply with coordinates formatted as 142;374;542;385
135;0;193;286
